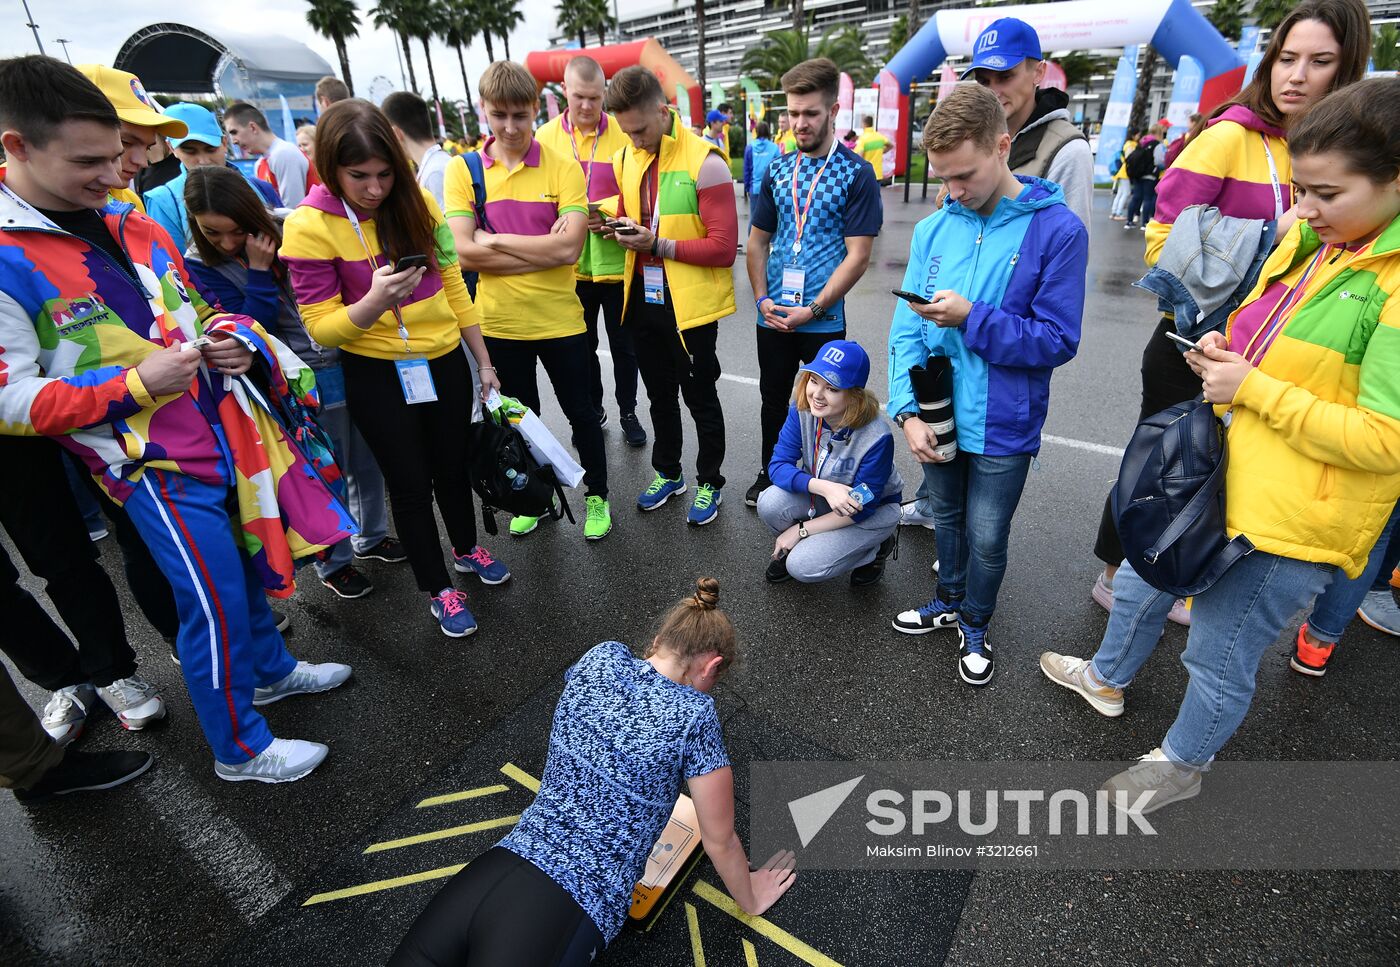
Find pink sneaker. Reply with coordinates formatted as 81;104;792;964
1091;571;1115;613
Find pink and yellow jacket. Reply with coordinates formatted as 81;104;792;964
0;173;354;597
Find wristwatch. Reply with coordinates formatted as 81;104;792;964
895;411;919;428
798;523;810;540
806;300;826;319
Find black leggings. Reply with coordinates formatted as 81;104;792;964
389;847;605;967
341;347;478;593
1093;315;1204;566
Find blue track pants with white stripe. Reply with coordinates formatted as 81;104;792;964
123;469;297;764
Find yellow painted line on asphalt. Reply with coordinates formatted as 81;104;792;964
500;762;541;793
302;862;466;906
415;784;510;809
686;901;707;967
691;880;843;967
362;815;520;854
743;938;760;966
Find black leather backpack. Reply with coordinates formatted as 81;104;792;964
1112;399;1253;597
469;415;572;536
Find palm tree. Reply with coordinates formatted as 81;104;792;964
407;0;445;108
306;0;361;96
557;0;590;49
672;1;708;100
585;0;616;46
1207;0;1246;43
1249;0;1296;30
490;0;525;61
888;14;910;57
1128;47;1160;135
740;26;875;89
907;0;920;37
442;0;479;105
792;0;804;34
1056;52;1100;90
1374;23;1400;72
371;0;419;92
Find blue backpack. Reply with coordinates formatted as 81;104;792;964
461;151;492;299
1112;399;1254;596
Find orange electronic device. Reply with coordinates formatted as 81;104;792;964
627;793;706;931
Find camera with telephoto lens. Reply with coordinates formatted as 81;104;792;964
909;357;958;461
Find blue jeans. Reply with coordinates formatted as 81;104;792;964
1090;551;1335;768
1307;500;1400;643
921;453;1032;624
315;402;389;579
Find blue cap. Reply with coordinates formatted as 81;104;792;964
705;109;726;124
962;18;1042;77
799;340;871;391
163;102;224;147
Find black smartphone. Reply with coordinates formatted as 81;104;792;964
394;254;430;273
892;288;931;305
606;219;640;236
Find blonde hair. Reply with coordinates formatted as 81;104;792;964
645;578;738;672
794;373;881;431
922;82;1006;155
478;60;539;109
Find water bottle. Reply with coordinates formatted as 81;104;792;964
505;468;528;491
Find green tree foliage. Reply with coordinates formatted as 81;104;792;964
1374;24;1400;72
1207;0;1246;43
740;26;876;90
1249;0;1296;31
306;0;361;96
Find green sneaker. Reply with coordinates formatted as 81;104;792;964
509;514;541;537
583;495;613;541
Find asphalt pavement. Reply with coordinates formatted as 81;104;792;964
3;185;1398;966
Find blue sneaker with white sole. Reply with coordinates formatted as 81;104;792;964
430;588;478;638
453;545;511;585
687;484;721;526
638;473;686;511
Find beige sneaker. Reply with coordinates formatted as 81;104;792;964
1039;652;1125;717
1101;748;1202;817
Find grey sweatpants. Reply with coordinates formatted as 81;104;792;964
757;486;899;583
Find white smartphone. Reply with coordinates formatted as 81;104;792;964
1164;331;1206;353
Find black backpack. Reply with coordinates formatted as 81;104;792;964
1111;399;1253;597
1125;142;1157;180
469;415;573;536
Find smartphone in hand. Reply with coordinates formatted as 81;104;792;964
1164;331;1206;353
608;219;640;236
892;289;931;305
394;254;430;273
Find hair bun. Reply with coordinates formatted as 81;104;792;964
692;577;720;610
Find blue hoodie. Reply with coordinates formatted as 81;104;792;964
143;163;283;249
887;176;1087;456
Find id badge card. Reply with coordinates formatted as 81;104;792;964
780;264;806;306
315;364;347;410
394;358;438;405
643;264;666;305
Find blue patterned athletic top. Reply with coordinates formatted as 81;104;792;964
498;641;731;942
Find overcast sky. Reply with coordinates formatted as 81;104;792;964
1;0;566;103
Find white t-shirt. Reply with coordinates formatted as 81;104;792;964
416;144;451;210
257;136;312;207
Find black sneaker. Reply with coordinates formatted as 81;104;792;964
745;471;770;507
597;409;609;428
766;555;792;583
620;412;647;447
322;564;374;599
957;618;994;686
15;748;153;803
851;536;896;587
356;536;408;563
272;609;291;634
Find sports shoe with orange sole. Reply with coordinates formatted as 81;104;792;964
1290;623;1336;677
1391;567;1399;590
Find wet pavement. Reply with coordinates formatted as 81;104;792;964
3;187;1398;966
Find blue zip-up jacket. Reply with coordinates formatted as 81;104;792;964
744;138;781;197
768;404;902;523
143;163;283;249
887;176;1087;456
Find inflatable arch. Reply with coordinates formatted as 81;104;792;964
525;39;703;124
881;0;1244;175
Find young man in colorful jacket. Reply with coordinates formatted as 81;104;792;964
598;66;739;527
0;57;353;784
535;55;646;448
887;83;1087;687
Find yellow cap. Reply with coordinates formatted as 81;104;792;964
75;64;188;138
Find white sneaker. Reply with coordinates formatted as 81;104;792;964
214;738;329;783
253;661;352;707
41;684;97;745
1101;748;1201;817
1357;589;1400;637
899;500;936;529
96;676;166;731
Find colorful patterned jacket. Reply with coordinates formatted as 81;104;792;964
0;173;354;596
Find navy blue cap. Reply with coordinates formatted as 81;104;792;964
799;340;871;391
961;18;1042;77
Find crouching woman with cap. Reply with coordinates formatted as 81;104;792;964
759;340;902;586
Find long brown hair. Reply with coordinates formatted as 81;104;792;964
1211;0;1371;130
183;165;283;267
645;578;738;673
313;98;438;268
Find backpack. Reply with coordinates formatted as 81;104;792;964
462;151;492;299
468;411;573;536
1111;399;1254;597
1125;142;1158;181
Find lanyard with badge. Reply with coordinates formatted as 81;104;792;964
781;137;838;306
642;162;666;305
1259;134;1284;221
565;115;600;198
342;202;437;404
